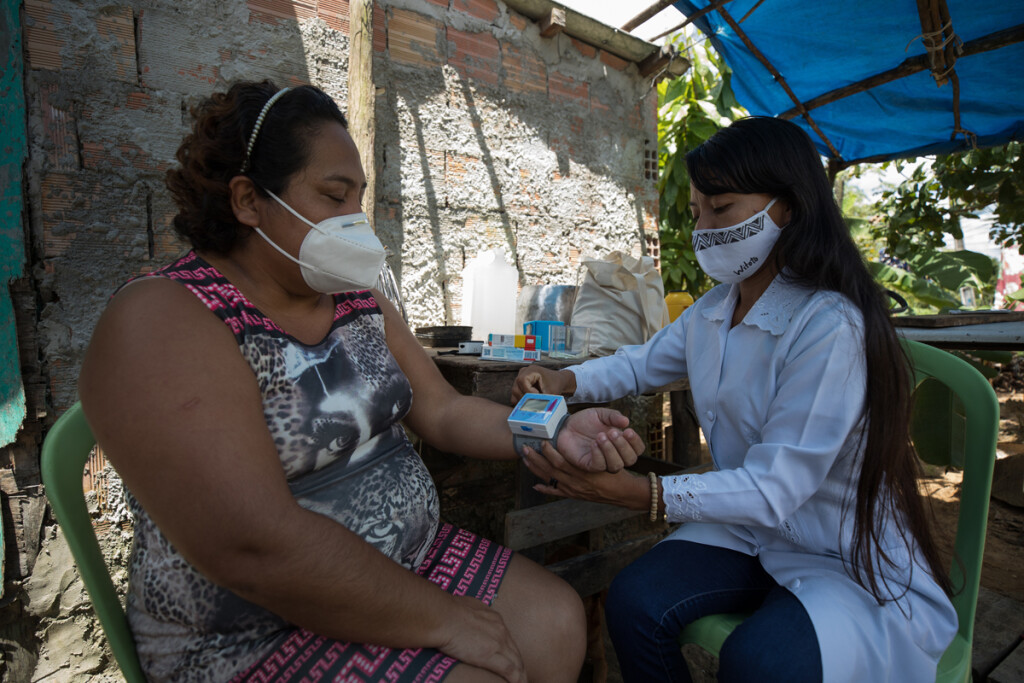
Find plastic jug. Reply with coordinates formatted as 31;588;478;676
665;290;694;323
462;248;519;341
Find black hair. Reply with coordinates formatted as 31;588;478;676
166;80;348;255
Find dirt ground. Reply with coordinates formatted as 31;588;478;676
922;379;1024;604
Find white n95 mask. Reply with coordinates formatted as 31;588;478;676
254;189;386;294
691;198;783;284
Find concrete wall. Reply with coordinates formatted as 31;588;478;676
373;0;659;325
2;0;658;679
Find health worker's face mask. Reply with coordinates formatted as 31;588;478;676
253;189;385;294
691;197;784;284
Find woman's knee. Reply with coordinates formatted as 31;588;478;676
491;555;586;668
717;592;822;683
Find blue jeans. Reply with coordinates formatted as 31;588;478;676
606;540;822;683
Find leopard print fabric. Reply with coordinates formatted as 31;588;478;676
121;252;440;682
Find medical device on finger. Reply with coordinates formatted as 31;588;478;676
509;394;570;458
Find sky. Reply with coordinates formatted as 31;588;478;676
557;1;686;42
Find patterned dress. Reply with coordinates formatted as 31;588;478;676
123;251;511;682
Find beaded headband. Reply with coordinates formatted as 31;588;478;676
239;87;293;173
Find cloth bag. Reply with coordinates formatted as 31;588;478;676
570;251;670;356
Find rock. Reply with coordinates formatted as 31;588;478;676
24;526;77;619
992;453;1024;508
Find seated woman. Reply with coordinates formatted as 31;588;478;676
513;117;958;683
78;80;645;683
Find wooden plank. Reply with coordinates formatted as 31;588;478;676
347;0;376;226
989;641;1024;683
972;586;1024;680
548;535;662;597
538;8;565;38
892;312;1024;328
505;498;642;551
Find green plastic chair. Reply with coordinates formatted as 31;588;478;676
40;402;147;683
678;339;999;683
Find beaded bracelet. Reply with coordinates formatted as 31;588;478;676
648;471;660;522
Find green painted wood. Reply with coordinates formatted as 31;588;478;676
0;0;30;595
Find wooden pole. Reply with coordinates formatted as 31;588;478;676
348;0;377;227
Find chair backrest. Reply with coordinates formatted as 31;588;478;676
901;339;999;647
40;402;147;683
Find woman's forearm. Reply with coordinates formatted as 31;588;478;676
206;505;463;649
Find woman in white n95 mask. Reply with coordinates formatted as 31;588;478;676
77;80;647;683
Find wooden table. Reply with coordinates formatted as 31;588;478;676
893;313;1024;351
425;349;691;593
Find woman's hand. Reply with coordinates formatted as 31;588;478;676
521;440;649;510
555;407;645;472
435;596;526;682
512;366;576;402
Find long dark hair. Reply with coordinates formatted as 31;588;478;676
166;80;348;255
686;116;952;601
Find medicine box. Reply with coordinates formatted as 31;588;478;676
480;346;541;362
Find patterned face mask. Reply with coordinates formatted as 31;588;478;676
691;198;783;284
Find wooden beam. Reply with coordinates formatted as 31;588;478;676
538;7;565;38
779;24;1024;121
505;499;642;551
716;5;843;160
621;0;679;32
638;44;673;77
548;535;663;597
650;0;736;42
347;0;377;227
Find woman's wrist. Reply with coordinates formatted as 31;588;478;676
558;369;577;397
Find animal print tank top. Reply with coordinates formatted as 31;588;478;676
122;251;440;682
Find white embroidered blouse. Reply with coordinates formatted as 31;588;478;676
567;275;957;683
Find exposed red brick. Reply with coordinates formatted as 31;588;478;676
446;152;479;179
38;84;78;172
94;7;137;83
548;71;587;108
570;37;597;59
447;27;499;86
126;92;150;110
24;0;65;71
388;8;444;67
373;3;386;53
81;140;170;173
502;44;546;95
508;12;528;31
248;0;317;26
318;0;349;33
40;174;80;258
600;50;630;72
453;0;498;23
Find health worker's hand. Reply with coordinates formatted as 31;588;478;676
511;366;576;403
521;438;648;509
553;408;645;472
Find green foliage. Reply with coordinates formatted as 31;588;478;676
873;142;1023;254
848;197;997;313
657;39;746;296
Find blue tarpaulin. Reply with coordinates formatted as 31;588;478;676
672;0;1024;165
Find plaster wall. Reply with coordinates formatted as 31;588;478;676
3;0;659;679
373;0;659;325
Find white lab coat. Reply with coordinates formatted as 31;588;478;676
568;275;957;683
